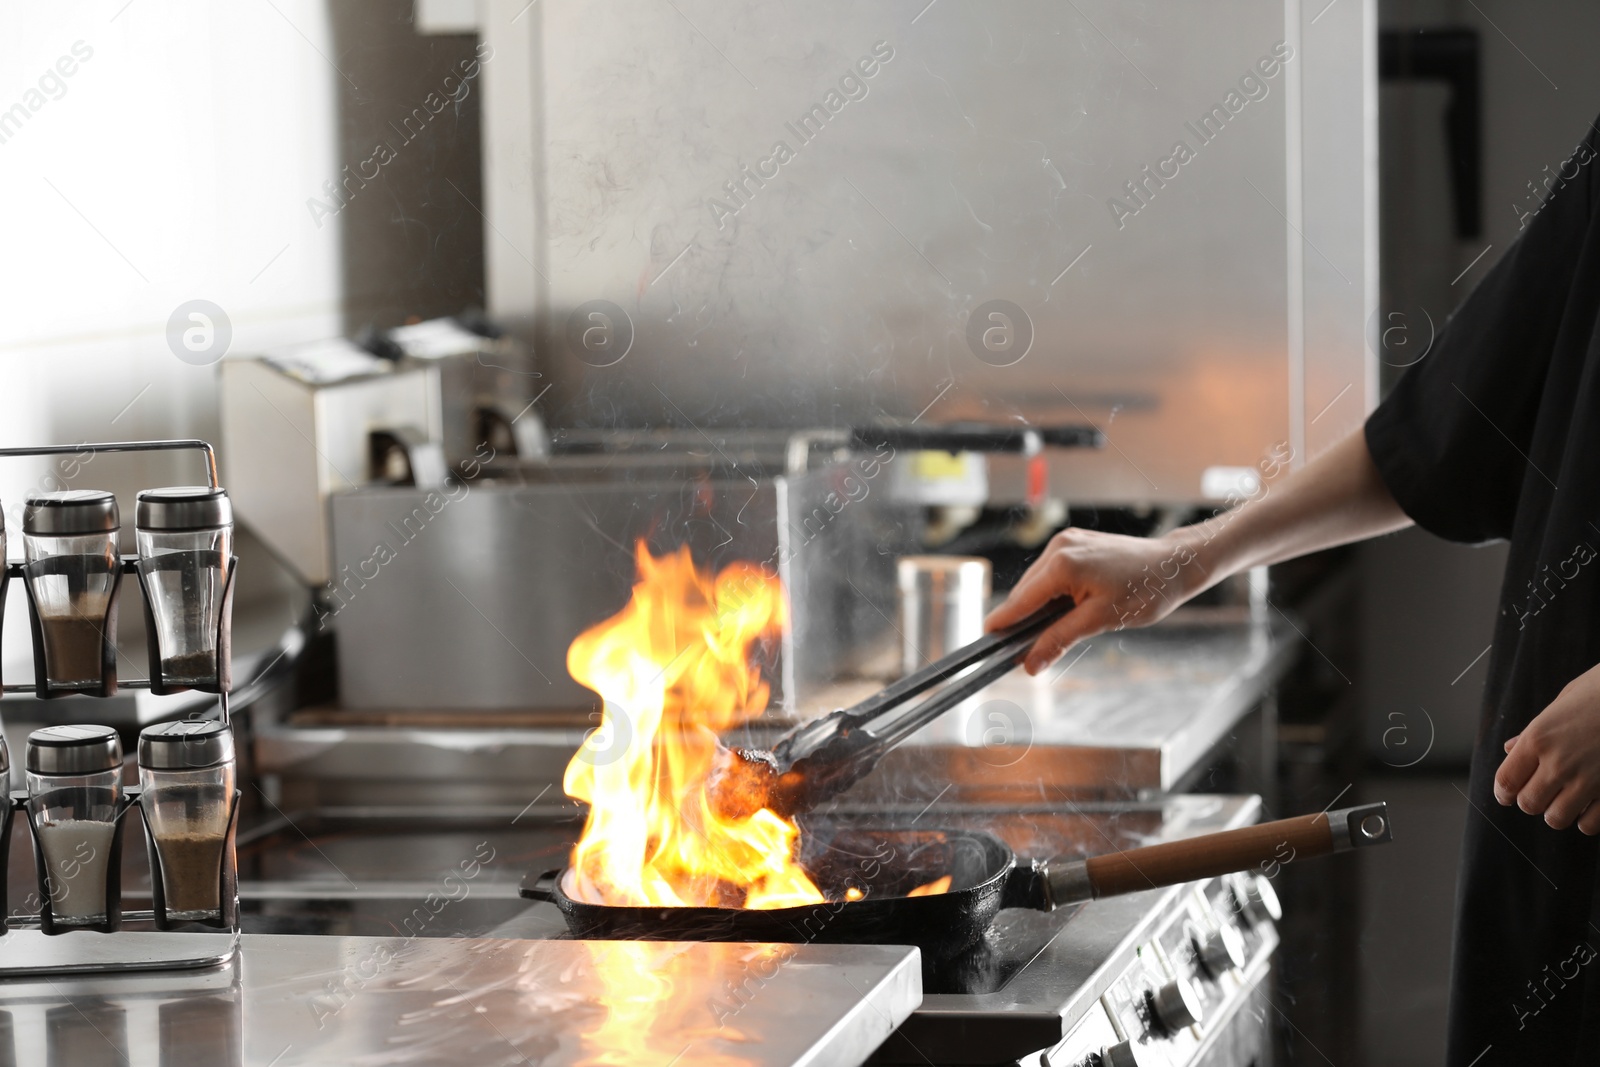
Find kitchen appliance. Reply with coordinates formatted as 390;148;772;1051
380;314;550;463
217;341;442;588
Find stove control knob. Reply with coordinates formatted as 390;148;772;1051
1100;1040;1150;1067
1243;874;1283;924
1195;923;1248;977
1151;977;1204;1032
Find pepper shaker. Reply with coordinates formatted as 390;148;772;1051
22;491;121;693
135;486;233;690
138;720;237;923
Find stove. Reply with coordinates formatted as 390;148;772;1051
41;793;1272;1066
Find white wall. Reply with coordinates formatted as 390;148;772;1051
0;0;346;672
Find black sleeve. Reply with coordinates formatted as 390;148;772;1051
1364;118;1600;544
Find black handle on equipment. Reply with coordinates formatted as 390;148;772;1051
998;859;1055;912
848;423;1103;455
521;869;562;903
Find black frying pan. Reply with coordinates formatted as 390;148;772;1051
521;804;1392;972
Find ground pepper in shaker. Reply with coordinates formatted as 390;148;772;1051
25;724;123;926
135;486;233;689
22;491;121;692
139;720;236;921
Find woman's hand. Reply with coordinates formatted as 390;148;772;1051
984;430;1413;676
1495;663;1600;833
983;526;1207;675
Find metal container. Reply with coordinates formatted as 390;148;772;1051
897;555;990;676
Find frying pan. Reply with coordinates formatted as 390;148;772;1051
522;802;1392;972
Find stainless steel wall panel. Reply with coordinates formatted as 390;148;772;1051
329;473;781;710
327;455;915;711
480;0;1376;503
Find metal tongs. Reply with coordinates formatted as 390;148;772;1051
713;599;1073;818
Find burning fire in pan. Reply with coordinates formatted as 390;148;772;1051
561;543;951;910
562;543;824;910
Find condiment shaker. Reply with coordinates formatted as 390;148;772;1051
896;555;991;675
135;486;233;690
138;720;237;922
26;725;123;927
22;490;121;693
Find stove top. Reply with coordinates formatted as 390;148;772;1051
215;796;1247;995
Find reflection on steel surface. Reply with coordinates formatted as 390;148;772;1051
0;936;920;1067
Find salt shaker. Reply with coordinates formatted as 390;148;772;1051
139;720;236;922
26;724;123;927
135;486;233;690
22;491;121;692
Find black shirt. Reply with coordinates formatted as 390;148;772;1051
1366;115;1600;1065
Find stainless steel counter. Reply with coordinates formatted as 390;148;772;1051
213;794;1261;1064
0;934;920;1067
254;608;1296;808
0;793;1276;1065
823;608;1296;804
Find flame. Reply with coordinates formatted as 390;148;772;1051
562;543;825;910
907;875;952;897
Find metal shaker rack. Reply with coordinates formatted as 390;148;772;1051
0;439;236;709
0;439;240;976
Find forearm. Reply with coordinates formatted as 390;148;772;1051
986;426;1414;671
1167;428;1412;598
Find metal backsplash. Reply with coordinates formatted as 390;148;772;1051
327;453;918;711
477;0;1375;504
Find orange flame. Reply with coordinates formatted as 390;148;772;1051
562;543;825;910
906;875;952;897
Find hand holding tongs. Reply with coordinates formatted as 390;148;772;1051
710;599;1074;819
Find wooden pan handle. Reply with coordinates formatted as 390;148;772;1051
1040;803;1393;907
1087;813;1330;897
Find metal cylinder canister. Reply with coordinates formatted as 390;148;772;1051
896;555;992;677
